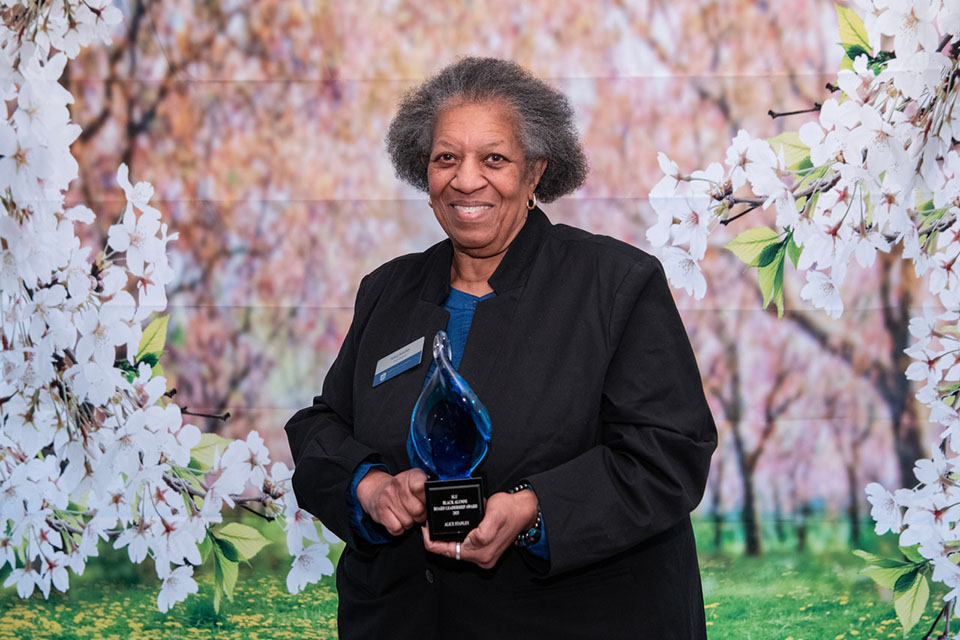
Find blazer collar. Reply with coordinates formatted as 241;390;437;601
420;207;551;304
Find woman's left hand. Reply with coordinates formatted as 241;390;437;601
421;490;539;569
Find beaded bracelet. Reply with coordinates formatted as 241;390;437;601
508;481;542;548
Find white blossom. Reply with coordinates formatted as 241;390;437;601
286;543;334;594
660;247;706;299
157;564;199;613
874;0;940;54
799;270;844;318
865;482;902;535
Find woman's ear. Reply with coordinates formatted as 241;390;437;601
530;157;547;191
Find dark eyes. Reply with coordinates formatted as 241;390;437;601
430;153;507;164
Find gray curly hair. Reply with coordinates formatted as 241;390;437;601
385;57;588;203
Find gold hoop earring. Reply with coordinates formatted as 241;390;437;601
526;195;537;211
428;197;433;208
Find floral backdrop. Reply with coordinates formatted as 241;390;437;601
67;0;910;547
73;0;897;540
4;0;959;633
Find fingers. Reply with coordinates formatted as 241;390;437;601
360;470;428;535
465;520;493;547
389;500;418;534
398;471;427;522
420;496;515;569
406;468;427;502
421;524;456;557
380;508;408;537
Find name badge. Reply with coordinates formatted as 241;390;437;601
373;336;425;387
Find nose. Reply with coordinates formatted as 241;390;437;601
450;157;486;193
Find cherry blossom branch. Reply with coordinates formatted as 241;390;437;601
45;517;84;537
162;470;279;522
719;173;841;226
719;202;763;226
768;103;822;119
924;603;946;639
180;407;231;421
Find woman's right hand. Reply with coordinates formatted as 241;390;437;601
355;468;428;536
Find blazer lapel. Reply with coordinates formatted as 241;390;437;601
458;208;550;404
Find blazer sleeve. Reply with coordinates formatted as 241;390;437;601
525;258;717;576
284;274;387;550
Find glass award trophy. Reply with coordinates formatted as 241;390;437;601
407;331;492;542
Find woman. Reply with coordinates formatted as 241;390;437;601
285;57;717;639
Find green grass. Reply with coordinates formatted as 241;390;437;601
0;519;947;639
0;546;339;640
699;551;946;640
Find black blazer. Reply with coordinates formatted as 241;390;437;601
285;209;717;639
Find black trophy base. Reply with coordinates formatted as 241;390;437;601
424;477;485;542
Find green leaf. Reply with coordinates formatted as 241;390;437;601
212;544;239;613
836;4;871;53
198;533;213;563
758;245;786;318
893;571;929;635
212;535;240;563
136;315;169;362
190;433;231;469
900;545;924;563
216;523;270;562
725;227;781;266
862;565;913;591
868;50;895;75
138;353;159;368
853;550;915;569
796;165;831;191
893;566;921;596
939;381;960;395
803;191;821;218
787;235;802;269
844;44;871;62
840;54;855;72
767;132;810;171
755;240;784;268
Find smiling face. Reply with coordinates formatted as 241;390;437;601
427;101;545;259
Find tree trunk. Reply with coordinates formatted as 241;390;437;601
846;464;862;547
730;413;761;556
712;509;724;553
773;487;786;544
878;252;924;488
784;251;924;491
891;402;923;490
741;469;761;556
710;459;725;553
795;501;811;553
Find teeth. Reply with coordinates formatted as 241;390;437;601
453;205;491;213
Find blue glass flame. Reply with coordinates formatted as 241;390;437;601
407;331;492;480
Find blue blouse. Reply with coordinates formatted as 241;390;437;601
346;288;549;559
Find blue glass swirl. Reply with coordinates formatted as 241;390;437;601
407;331;492;480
